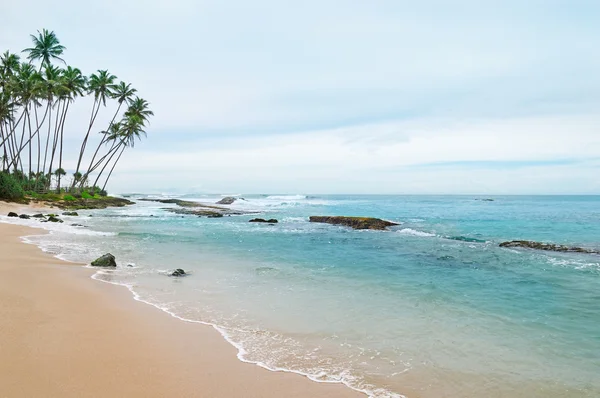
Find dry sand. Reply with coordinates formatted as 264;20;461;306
0;202;362;398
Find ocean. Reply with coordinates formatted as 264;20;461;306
5;194;600;397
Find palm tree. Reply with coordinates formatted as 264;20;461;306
54;167;66;192
89;97;152;189
100;113;147;192
22;29;65;68
10;63;45;178
71;70;116;190
81;81;136;186
0;51;21;87
125;97;154;123
39;64;63;178
47;66;84;185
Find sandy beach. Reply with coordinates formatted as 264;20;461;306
0;202;362;398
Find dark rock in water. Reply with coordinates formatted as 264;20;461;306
249;218;278;223
62;211;79;216
447;236;486;243
32;213;45;218
437;255;455;261
47;216;63;223
46;214;57;217
499;240;600;254
165;206;249;217
216;196;237;205
7;212;18;217
71;223;85;227
309;216;399;231
476;198;494;202
207;213;224;218
126;264;135;267
170;268;186;277
91;253;117;267
18;214;30;219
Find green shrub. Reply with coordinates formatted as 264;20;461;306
39;193;61;201
0;172;25;200
63;194;76;201
81;191;93;199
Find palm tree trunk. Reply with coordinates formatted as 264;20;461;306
57;101;70;194
41;101;54;177
71;98;100;190
101;144;126;192
26;106;32;181
48;100;67;180
81;102;123;188
33;104;42;189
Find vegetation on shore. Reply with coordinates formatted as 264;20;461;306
0;29;153;201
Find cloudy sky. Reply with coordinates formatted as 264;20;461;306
2;0;600;194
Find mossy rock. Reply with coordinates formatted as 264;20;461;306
91;253;117;267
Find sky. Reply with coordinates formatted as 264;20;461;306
1;0;600;194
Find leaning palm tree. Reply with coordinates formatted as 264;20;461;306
100;114;146;192
22;29;65;68
124;96;154;122
71;69;116;190
90;97;152;192
80;81;136;185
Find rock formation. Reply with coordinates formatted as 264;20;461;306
91;253;117;267
499;240;600;254
309;216;399;231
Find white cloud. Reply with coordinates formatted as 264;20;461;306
106;114;600;194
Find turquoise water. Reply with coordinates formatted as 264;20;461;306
12;195;600;397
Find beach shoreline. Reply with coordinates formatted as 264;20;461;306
0;201;363;398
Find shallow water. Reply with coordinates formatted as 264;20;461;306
7;195;600;397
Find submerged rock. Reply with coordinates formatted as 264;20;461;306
18;214;30;219
309;216;399;231
499;240;600;254
249;218;278;223
216;196;237;205
47;216;63;223
7;212;18;217
62;211;79;216
447;236;487;243
32;213;45;218
170;268;186;277
91;253;117;267
207;213;224;218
